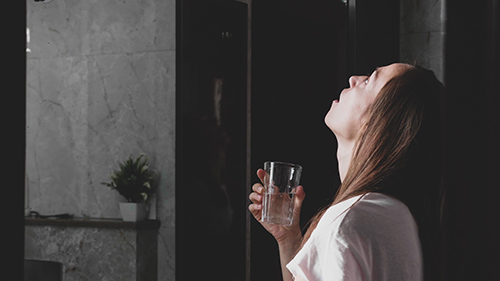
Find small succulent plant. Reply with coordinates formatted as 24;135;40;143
101;154;156;203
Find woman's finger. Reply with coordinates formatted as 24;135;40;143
294;185;305;211
248;203;262;219
248;192;263;204
257;168;266;183
252;182;264;193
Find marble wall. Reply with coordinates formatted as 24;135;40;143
26;0;175;279
400;0;445;81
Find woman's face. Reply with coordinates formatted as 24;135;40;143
325;63;409;141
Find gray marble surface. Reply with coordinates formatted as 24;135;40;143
26;0;175;279
25;223;157;281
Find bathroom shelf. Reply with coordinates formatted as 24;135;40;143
25;216;160;230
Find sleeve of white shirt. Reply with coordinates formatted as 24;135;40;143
286;227;364;281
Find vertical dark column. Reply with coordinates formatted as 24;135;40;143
442;0;500;280
6;0;27;279
245;3;253;281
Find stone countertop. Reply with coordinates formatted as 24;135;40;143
25;216;160;230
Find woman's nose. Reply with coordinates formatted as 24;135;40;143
348;76;360;87
348;75;368;87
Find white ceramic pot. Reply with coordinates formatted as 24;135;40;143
119;202;149;222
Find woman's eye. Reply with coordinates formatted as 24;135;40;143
364;78;369;85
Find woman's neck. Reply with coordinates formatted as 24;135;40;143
336;138;355;182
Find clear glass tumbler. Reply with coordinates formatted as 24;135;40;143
261;161;303;226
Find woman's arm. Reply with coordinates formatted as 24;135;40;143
278;233;303;281
248;169;306;281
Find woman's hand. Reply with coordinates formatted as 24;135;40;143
249;168;306;281
248;168;306;245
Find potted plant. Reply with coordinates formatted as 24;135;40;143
102;154;156;221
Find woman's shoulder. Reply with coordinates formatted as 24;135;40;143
313;192;417;243
351;192;411;215
338;192;417;237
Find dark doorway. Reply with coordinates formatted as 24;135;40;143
176;0;248;280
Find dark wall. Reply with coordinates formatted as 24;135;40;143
348;0;400;75
442;1;500;280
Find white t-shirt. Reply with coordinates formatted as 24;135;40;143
286;192;422;281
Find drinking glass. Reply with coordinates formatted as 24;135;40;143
261;161;302;226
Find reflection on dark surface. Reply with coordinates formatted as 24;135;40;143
177;0;248;280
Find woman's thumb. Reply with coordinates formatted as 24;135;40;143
293;185;305;214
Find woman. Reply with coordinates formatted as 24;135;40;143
249;63;444;281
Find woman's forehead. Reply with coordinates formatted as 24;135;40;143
377;63;410;80
371;63;409;87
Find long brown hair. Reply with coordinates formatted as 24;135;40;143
301;65;444;280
